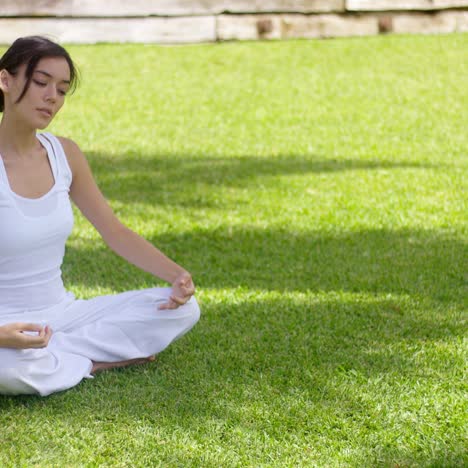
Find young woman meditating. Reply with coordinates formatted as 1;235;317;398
0;36;200;396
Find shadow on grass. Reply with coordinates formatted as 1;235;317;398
0;153;464;464
63;227;465;306
87;151;437;206
1;294;464;465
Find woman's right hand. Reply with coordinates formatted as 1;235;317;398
0;323;52;349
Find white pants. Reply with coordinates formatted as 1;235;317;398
0;288;200;396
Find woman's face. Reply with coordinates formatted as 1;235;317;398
3;56;71;130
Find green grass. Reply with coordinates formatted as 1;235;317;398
1;34;467;467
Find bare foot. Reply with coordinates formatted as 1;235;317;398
91;356;156;374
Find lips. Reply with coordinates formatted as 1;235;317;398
37;108;53;118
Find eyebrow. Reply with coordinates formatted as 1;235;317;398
34;69;70;85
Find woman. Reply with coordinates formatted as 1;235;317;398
0;36;200;396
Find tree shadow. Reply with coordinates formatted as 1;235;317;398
1;152;463;464
0;293;464;465
63;227;466;306
86;151;438;207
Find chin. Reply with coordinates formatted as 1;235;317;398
36;122;50;130
32;116;52;130
21;115;50;131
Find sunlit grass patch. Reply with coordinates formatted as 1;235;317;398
0;33;467;467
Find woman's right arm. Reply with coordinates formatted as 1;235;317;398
0;323;52;349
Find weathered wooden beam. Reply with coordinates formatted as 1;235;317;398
282;13;378;37
0;0;345;17
4;0;468;17
0;0;71;17
0;17;216;44
217;13;378;40
347;0;468;11
222;0;346;13
391;10;468;32
457;10;468;29
217;15;282;40
0;1;466;44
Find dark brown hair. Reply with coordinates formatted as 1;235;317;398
0;36;79;112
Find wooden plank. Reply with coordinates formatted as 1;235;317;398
0;0;72;16
281;13;378;37
217;15;282;40
391;11;460;33
219;15;282;40
346;0;468;11
0;11;464;43
221;1;346;13
0;0;345;17
430;0;468;7
0;17;216;44
70;0;219;16
455;10;468;30
1;0;466;17
217;13;378;40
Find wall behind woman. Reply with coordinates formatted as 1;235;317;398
0;0;467;44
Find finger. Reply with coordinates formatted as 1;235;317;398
182;277;193;288
182;276;193;287
16;323;43;333
43;326;53;346
178;282;194;293
183;285;195;296
39;326;53;344
19;334;49;349
180;288;195;299
169;295;187;306
158;298;180;310
158;301;174;310
178;274;192;287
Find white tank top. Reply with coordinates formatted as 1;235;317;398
0;133;74;313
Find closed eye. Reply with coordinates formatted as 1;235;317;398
33;79;67;96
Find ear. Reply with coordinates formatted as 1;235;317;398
0;69;11;93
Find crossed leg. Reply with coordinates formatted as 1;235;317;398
0;288;200;396
91;355;156;373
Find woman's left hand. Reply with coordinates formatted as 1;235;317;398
159;271;195;310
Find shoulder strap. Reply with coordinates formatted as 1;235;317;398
37;132;73;190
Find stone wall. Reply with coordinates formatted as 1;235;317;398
0;1;466;44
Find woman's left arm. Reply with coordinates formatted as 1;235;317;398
60;137;194;309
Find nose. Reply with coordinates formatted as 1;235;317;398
45;84;57;103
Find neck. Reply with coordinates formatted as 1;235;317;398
0;113;39;158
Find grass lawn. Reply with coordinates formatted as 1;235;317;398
0;33;467;467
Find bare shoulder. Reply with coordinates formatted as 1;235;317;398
56;135;82;157
56;136;88;175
